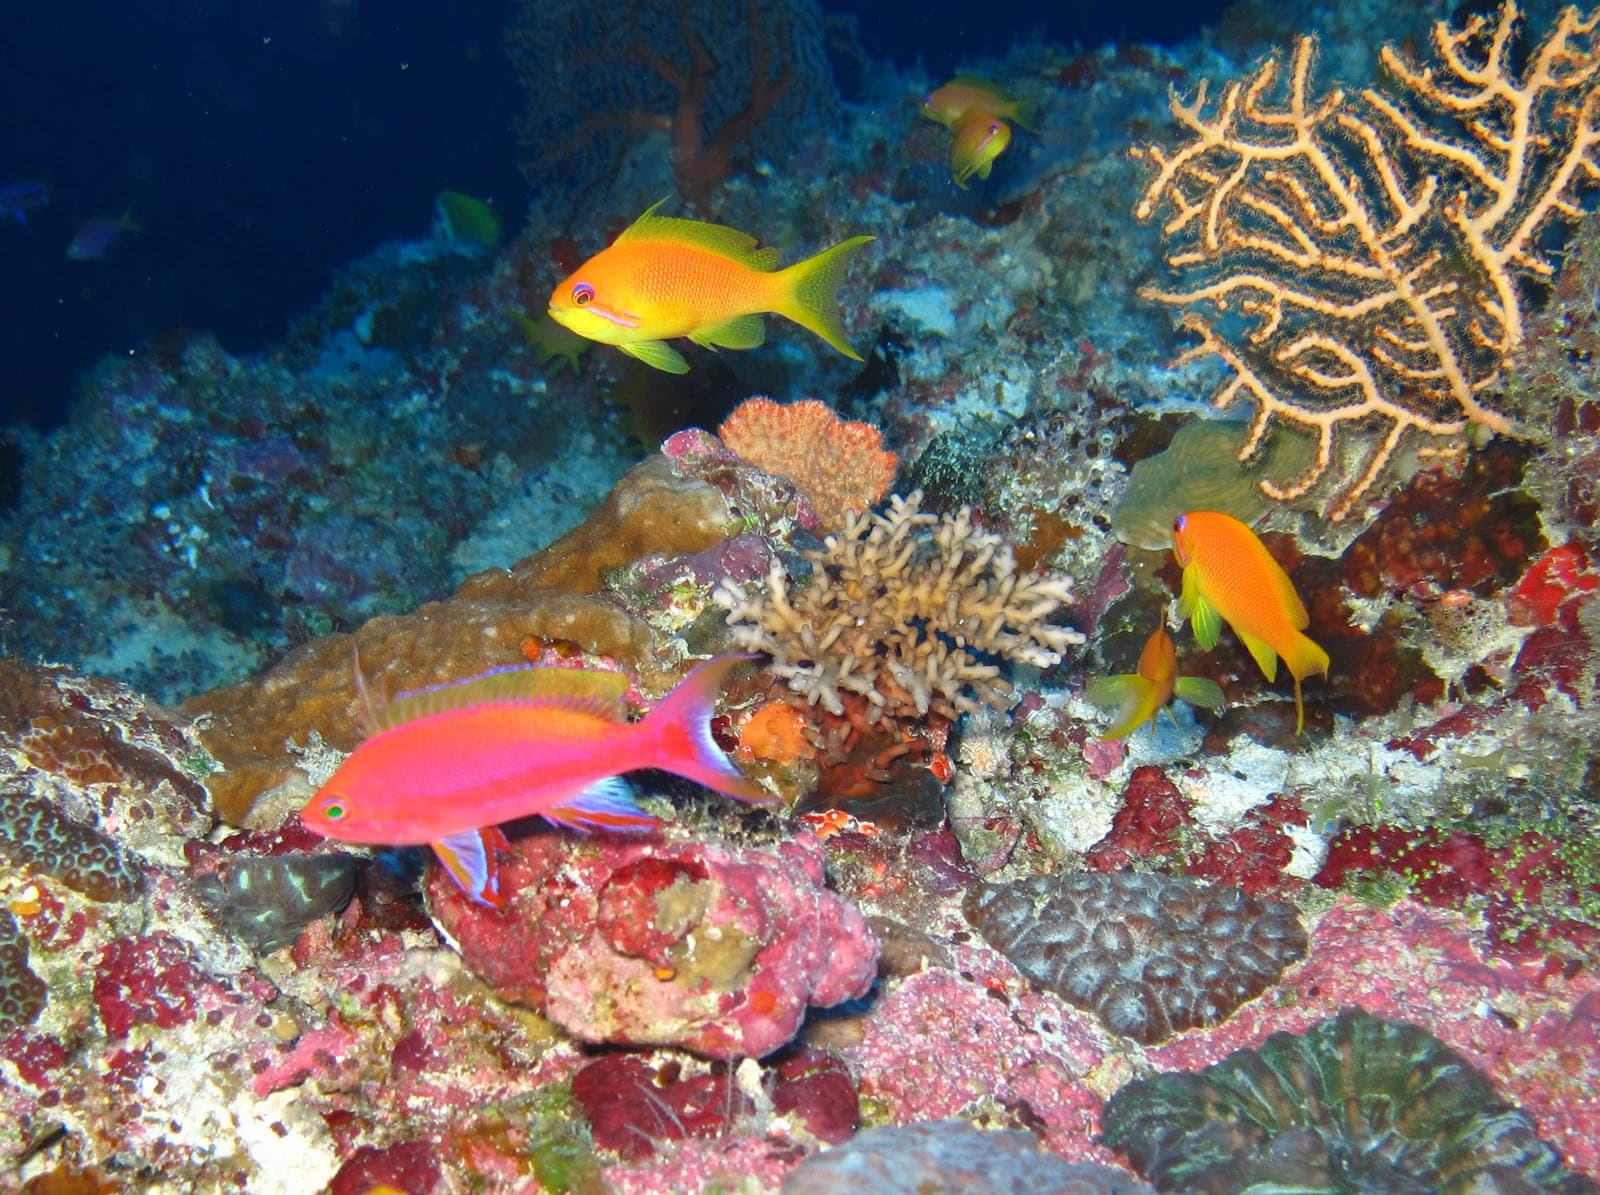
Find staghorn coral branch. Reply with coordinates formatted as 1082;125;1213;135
1132;1;1600;519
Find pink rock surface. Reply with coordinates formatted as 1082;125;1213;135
427;832;879;1060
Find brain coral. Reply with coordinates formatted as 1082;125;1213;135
0;908;47;1034
963;872;1306;1044
1100;1006;1600;1194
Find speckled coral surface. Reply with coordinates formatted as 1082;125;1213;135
426;832;880;1060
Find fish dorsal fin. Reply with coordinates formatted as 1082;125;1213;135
374;665;631;731
618;199;781;270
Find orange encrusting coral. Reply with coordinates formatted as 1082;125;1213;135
717;397;897;528
735;700;818;765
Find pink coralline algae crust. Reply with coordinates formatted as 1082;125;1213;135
1315;825;1600;964
1143;900;1600;1180
92;933;204;1041
329;1140;442;1195
1085;766;1307;897
1084;765;1191;872
848;967;1110;1165
770;1043;860;1145
573;1053;755;1161
427;833;879;1060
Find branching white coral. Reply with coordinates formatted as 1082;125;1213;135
714;491;1083;721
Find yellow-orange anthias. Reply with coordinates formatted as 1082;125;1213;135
949;112;1012;189
1171;511;1330;733
919;76;1038;131
547;201;873;375
1086;608;1224;738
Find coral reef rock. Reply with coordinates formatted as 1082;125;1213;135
427;833;878;1060
1101;1006;1600;1194
185;451;735;826
782;1119;1156;1194
964;872;1307;1044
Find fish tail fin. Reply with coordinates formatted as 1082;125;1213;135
642;654;773;805
1283;632;1330;736
1011;95;1042;134
775;235;874;360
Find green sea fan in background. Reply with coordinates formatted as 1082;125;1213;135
1100;1006;1599;1194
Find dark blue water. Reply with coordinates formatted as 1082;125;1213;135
0;0;1223;432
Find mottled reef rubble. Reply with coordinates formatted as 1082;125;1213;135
3;0;1600;1190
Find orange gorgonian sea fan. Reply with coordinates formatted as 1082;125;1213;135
717;397;897;527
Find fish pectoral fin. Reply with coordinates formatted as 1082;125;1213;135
619;339;690;374
432;828;506;907
546;776;661;833
1174;676;1226;711
1178;564;1225;651
1238;630;1280;683
1085;674;1157;739
690;314;765;350
1183;594;1224;655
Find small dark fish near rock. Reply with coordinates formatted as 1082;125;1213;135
195;852;356;953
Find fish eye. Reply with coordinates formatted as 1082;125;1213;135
1172;515;1186;532
989;122;1001;134
572;282;594;306
320;796;348;821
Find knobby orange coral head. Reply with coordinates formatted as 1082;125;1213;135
718;397;898;527
547;201;873;375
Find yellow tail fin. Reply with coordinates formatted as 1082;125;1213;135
776;235;874;359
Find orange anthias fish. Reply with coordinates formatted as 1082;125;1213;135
920;76;1038;131
1086;609;1225;738
1171;511;1330;734
949;112;1012;189
300;654;770;905
546;201;874;375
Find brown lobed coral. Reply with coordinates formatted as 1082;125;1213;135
715;490;1083;723
964;871;1308;1045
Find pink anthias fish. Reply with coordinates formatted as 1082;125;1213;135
300;654;771;905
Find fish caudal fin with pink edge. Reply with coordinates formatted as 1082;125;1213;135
639;654;774;806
